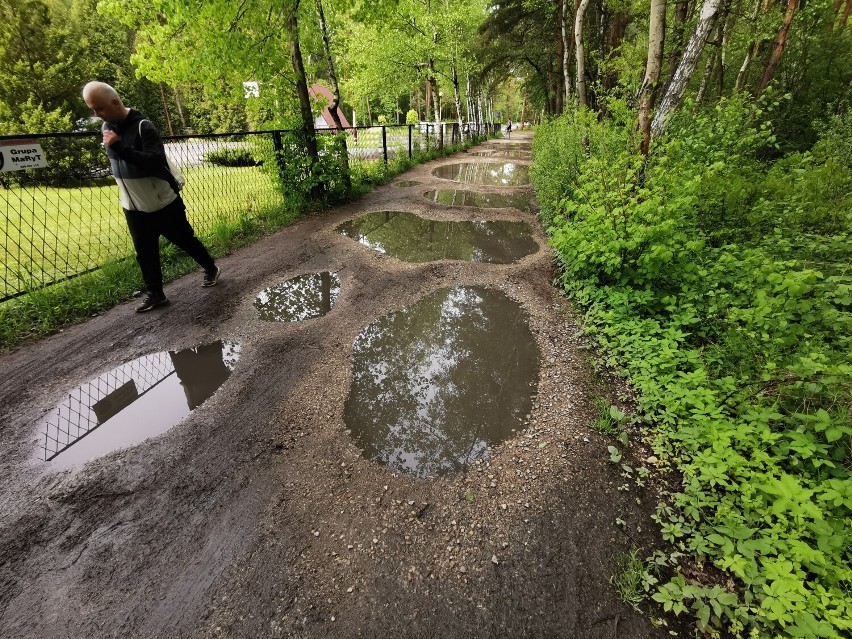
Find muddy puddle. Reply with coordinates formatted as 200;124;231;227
344;286;540;478
39;340;240;469
337;211;538;263
394;180;422;187
423;189;536;212
254;271;341;322
432;162;530;186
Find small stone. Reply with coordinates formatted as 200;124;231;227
491;555;499;565
646;456;659;464
459;566;467;574
313;531;320;537
372;538;379;544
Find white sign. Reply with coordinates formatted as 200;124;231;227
0;139;48;172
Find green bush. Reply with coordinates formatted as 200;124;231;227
204;147;261;167
1;99;108;186
534;98;852;637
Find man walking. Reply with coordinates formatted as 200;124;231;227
82;81;220;312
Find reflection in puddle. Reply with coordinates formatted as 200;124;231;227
432;162;530;186
344;286;540;478
393;180;422;187
40;341;240;468
489;142;532;150
337;211;537;263
469;151;495;157
423;189;536;212
254;271;341;322
490;150;532;159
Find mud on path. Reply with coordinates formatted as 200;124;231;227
0;134;668;638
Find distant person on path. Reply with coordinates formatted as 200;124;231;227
506;119;512;138
82;81;220;313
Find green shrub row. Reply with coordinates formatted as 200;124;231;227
204;147;261;167
532;96;851;637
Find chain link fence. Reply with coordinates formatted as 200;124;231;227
1;122;493;303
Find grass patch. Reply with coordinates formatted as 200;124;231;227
590;396;627;436
610;548;650;610
0;164;280;299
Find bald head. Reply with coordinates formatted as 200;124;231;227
83;81;128;124
83;81;120;102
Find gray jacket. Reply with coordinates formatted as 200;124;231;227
103;109;179;213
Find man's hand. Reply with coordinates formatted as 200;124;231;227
102;130;119;147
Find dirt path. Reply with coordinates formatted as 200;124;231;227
0;134;668;638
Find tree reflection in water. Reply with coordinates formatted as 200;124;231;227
345;286;540;478
423;189;535;212
432;162;531;186
337;211;537;264
254;272;340;322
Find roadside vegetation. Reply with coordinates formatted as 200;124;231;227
532;97;852;637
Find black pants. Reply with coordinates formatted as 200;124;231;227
124;197;215;295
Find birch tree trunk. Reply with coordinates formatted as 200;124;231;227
696;21;721;104
736;0;766;91
574;0;591;107
651;0;722;139
638;0;667;154
719;11;732;95
561;0;573;104
756;0;798;95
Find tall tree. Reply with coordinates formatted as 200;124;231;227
756;0;798;94
638;0;667;154
100;0;320;164
651;0;723;138
574;0;591;107
315;0;350;188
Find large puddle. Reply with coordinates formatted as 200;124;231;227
423;189;536;212
254;272;341;322
40;340;240;468
337;211;537;263
344;286;540;478
432;162;531;186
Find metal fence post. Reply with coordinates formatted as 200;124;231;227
408;124;413;159
272;130;286;180
382;126;388;165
